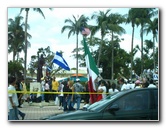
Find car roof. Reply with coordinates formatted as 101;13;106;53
108;88;158;99
122;87;157;95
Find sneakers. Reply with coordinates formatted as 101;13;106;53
58;106;63;110
18;105;22;108
22;113;26;120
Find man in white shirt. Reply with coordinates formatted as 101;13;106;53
8;76;19;120
148;79;156;88
119;78;130;91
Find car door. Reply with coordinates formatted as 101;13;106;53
102;89;152;120
151;89;158;120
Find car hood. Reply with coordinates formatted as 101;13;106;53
42;110;102;120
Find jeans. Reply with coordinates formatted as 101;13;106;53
63;96;68;111
44;90;49;102
18;110;25;118
41;91;45;101
66;95;75;110
73;96;81;110
59;96;64;107
8;107;19;120
52;90;58;101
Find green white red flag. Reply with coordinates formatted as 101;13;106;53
83;37;99;104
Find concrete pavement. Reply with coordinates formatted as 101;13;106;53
17;101;84;121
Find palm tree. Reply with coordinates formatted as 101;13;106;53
107;13;126;80
135;8;157;75
144;18;158;72
91;9;111;68
8;15;24;61
61;15;89;78
8;15;32;62
126;8;140;80
20;8;53;81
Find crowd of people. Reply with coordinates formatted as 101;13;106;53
8;73;158;120
94;76;158;103
38;76;85;111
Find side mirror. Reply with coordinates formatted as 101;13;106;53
108;104;119;116
109;104;119;111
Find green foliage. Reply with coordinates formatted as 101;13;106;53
8;61;24;78
28;46;55;77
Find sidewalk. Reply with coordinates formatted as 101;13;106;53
17;101;84;121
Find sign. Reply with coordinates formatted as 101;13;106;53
30;82;41;97
153;73;158;80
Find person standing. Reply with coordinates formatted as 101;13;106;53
83;81;90;105
8;76;19;120
44;79;50;103
15;83;26;120
47;75;53;101
58;81;64;110
16;79;23;108
40;77;45;101
62;80;69;111
66;80;75;111
52;76;59;105
108;82;119;95
37;54;45;82
106;81;111;95
96;80;107;101
72;78;84;110
119;78;130;91
148;79;157;88
20;78;29;106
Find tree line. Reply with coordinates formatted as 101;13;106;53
8;8;158;82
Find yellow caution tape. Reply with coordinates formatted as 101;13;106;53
8;90;109;95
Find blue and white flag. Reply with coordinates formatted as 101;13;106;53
47;66;52;72
52;51;70;71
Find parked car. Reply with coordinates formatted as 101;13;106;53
42;88;158;121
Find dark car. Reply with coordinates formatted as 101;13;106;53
43;88;158;121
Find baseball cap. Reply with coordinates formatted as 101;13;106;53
135;80;141;84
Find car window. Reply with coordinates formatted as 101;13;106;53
110;90;150;111
153;89;158;109
87;92;122;111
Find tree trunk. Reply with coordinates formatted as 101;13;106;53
153;35;155;72
130;26;135;80
24;9;29;83
13;51;16;62
76;34;78;79
97;33;104;68
111;31;114;80
141;25;144;75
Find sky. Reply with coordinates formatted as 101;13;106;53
2;0;164;127
7;7;154;69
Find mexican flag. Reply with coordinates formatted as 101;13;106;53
83;37;99;104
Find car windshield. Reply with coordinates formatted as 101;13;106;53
87;92;122;112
